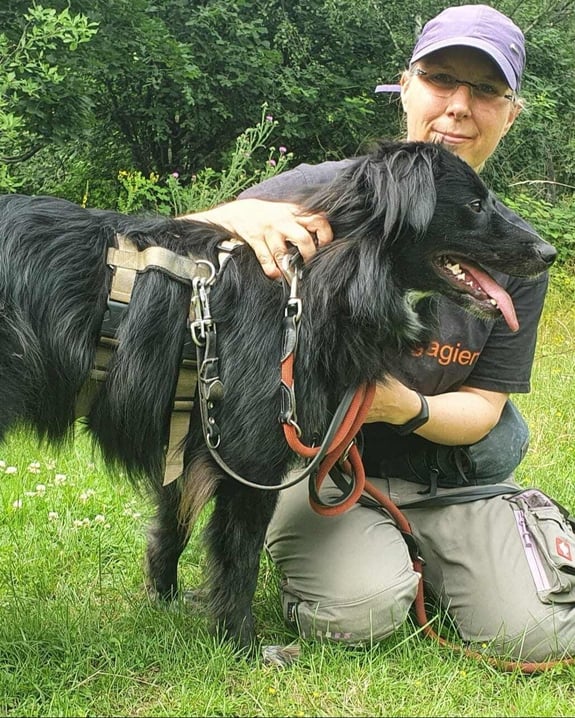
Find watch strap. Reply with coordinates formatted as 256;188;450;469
394;392;429;435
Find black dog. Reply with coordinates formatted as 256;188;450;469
0;141;556;656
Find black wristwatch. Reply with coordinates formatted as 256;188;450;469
394;392;429;435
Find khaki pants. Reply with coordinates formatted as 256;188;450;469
265;476;575;662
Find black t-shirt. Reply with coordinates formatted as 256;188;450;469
239;159;548;396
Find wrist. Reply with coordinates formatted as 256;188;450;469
394;392;430;435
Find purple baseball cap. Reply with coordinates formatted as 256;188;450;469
375;4;525;95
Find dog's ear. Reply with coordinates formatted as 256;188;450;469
302;142;438;243
365;143;438;238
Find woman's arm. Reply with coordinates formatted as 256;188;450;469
366;376;508;445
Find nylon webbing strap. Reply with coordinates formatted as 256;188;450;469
163;360;198;485
106;234;214;303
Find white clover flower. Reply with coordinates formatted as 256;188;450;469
94;514;106;523
5;466;17;475
12;499;22;509
79;489;95;502
73;519;83;527
48;511;59;521
28;462;41;474
0;460;6;469
35;484;47;493
54;474;67;485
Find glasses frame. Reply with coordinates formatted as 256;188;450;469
411;67;516;103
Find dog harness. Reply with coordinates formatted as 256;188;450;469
85;233;240;486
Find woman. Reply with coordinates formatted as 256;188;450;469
190;5;575;662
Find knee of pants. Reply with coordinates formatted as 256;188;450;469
279;570;420;645
466;400;530;484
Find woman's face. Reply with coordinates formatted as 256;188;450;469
400;46;522;171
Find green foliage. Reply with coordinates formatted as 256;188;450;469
1;0;574;247
0;4;97;191
115;106;293;214
505;192;575;265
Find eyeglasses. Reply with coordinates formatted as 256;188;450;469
411;68;515;103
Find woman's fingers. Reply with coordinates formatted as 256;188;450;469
187;199;333;279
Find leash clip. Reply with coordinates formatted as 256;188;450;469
281;253;303;322
190;275;215;346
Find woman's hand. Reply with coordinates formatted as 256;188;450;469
365;376;423;425
188;198;333;279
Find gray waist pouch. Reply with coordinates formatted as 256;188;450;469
507;488;575;604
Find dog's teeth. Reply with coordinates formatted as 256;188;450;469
457;272;466;280
490;298;498;306
446;262;461;274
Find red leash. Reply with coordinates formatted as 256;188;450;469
281;353;375;515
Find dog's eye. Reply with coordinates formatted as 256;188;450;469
468;200;482;213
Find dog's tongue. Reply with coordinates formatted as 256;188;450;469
463;263;519;333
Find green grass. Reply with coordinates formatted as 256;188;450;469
1;273;575;717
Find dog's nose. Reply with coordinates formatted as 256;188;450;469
539;242;557;267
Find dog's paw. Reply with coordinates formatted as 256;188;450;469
262;643;301;668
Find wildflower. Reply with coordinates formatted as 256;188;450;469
94;514;106;523
279;146;287;154
171;171;179;179
265;115;273;122
5;466;17;474
54;474;67;485
46;459;56;470
267;159;277;167
79;489;95;502
0;460;6;469
73;519;83;528
12;499;22;509
268;687;277;695
35;484;47;494
48;511;59;521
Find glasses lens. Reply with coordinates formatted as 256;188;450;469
428;73;458;92
416;70;509;102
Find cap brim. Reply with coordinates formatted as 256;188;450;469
374;84;402;93
410;38;517;90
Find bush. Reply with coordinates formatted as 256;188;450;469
114;106;293;214
504;192;575;266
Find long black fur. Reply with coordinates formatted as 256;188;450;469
0;141;556;653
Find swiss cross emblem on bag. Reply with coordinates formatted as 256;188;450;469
556;536;573;561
